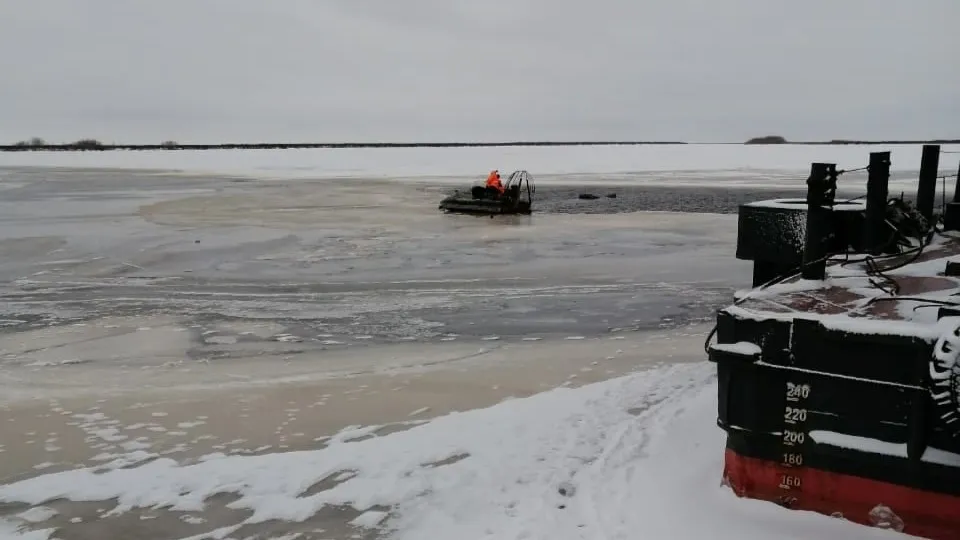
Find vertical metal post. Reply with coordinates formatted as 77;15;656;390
953;160;960;203
916;144;940;222
864;151;891;254
802;163;835;280
946;160;960;232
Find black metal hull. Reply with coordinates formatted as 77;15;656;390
438;196;532;215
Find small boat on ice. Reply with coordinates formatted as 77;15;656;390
438;170;535;216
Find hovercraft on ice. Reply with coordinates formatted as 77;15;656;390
438;170;535;216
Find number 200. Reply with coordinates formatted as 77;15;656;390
783;430;805;445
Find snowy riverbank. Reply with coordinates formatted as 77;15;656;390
0;360;902;540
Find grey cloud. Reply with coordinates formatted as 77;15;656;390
0;0;957;143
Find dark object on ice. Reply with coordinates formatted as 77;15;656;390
578;193;599;200
438;170;535;215
606;193;617;198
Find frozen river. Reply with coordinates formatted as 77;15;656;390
0;167;753;373
0;149;917;540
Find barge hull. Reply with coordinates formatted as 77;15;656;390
713;147;960;538
438;200;529;215
724;448;960;539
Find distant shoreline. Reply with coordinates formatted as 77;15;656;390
2;139;959;152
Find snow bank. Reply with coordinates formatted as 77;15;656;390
0;363;900;539
1;144;957;188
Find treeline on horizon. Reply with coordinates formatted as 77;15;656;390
2;135;958;151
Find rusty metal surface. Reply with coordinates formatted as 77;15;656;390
733;235;960;324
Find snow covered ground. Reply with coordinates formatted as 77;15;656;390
0;361;902;540
0;145;935;539
2;143;958;191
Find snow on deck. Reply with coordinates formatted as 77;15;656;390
709;341;762;356
744;199;868;212
809;430;960;467
727;232;960;339
0;363;896;540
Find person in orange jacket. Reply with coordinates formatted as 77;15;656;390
486;169;504;195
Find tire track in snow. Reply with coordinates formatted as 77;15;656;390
571;365;717;540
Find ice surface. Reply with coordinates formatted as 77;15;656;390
0;168;747;419
0;145;928;539
0;363;900;539
2;143;957;190
15;507;57;523
0;520;54;540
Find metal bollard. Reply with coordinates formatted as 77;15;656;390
801;163;837;280
864;152;891;254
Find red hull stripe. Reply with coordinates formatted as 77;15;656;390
724;449;960;539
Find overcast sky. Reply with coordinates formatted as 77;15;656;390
1;0;957;143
